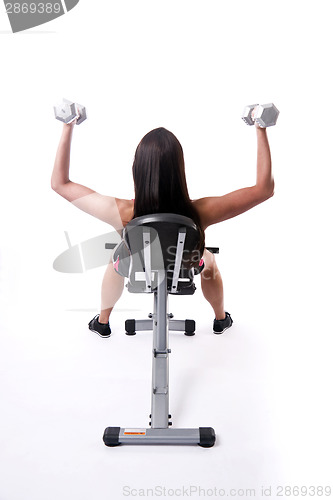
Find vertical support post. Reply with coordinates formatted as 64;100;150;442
143;230;152;292
151;270;170;428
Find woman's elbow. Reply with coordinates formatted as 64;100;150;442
268;179;275;198
51;180;66;195
263;184;274;201
51;177;69;194
256;182;274;202
51;180;60;192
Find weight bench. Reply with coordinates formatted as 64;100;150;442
103;213;217;447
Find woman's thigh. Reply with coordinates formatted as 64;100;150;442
202;247;216;268
201;248;220;279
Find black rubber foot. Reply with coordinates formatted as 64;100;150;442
125;319;136;335
184;319;195;336
198;427;216;447
149;414;171;418
103;427;121;447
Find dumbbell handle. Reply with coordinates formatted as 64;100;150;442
74;102;87;125
242;104;259;126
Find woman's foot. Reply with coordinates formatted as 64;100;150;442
213;312;233;334
88;314;111;338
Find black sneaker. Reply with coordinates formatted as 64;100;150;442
88;314;111;338
213;312;233;334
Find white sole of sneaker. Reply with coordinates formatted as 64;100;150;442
213;323;233;334
88;327;111;338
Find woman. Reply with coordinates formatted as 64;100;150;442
51;120;274;338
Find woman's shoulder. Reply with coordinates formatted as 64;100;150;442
192;198;210;231
116;198;134;227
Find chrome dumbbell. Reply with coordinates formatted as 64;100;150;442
54;98;87;125
242;103;279;128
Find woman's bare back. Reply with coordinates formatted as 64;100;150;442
115;190;274;232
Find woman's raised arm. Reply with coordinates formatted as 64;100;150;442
51;122;95;200
193;126;275;230
51;123;125;230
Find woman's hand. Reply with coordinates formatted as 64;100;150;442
251;106;266;129
64;120;76;128
62;105;81;128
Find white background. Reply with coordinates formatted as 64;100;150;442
0;1;332;499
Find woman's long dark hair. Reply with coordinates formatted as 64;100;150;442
132;127;205;256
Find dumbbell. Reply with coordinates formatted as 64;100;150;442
242;103;279;128
54;98;87;125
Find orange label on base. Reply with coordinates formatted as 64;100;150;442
124;428;146;436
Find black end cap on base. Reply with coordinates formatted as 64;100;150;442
103;427;121;447
199;427;216;447
125;319;136;335
184;319;195;336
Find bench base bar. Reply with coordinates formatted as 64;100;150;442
103;426;216;447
